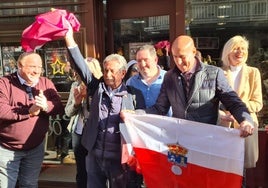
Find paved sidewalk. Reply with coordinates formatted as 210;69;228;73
38;150;76;188
39;164;76;188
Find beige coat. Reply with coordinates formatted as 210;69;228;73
219;64;263;168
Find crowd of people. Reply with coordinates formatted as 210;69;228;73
0;18;264;188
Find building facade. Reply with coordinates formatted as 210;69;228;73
0;1;267;186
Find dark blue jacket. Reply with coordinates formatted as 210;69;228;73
146;61;253;125
68;47;145;159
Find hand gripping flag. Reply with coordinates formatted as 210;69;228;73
120;113;245;188
21;8;80;52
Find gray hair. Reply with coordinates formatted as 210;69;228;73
136;44;157;58
103;54;127;71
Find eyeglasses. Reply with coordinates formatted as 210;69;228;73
25;86;34;100
21;65;44;72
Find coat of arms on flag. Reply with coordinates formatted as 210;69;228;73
167;143;188;168
120;112;245;188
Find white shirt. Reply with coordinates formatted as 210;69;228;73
230;65;242;92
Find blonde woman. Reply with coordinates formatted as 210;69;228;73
219;36;263;173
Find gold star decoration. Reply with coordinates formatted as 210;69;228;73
50;58;66;75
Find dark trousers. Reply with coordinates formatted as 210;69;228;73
57;117;72;158
58;128;72;158
86;152;128;188
72;133;88;188
126;169;143;188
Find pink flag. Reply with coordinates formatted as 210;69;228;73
120;113;244;188
154;40;170;50
21;9;80;52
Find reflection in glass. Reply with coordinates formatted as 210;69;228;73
113;15;169;61
44;46;73;92
1;46;23;76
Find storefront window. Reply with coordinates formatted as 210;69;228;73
33;40;74;93
43;47;73;92
0;45;24;77
113;15;169;62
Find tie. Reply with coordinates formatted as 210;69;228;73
25;84;34;100
183;72;192;95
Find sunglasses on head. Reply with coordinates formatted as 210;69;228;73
131;66;138;72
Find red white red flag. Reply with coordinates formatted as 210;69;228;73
120;113;244;188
